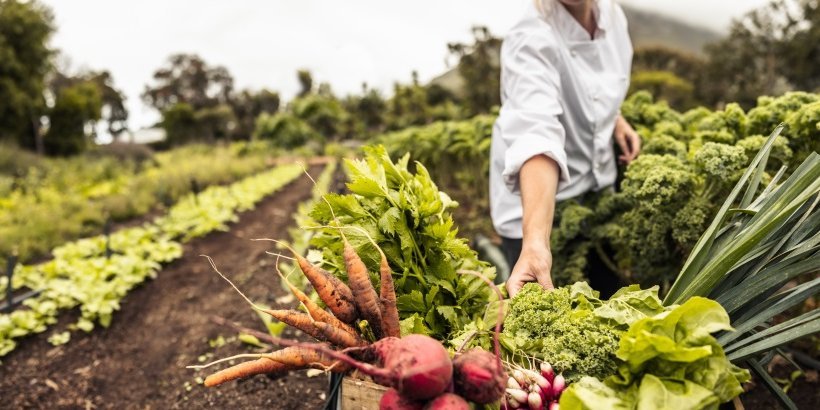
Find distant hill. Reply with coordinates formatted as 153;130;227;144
622;5;720;55
430;5;720;95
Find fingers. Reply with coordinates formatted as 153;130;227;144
614;131;630;164
629;131;641;159
616;130;641;164
506;278;523;298
536;271;554;291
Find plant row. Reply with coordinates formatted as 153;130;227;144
378;91;820;289
0;142;279;268
0;162;304;357
275;159;338;294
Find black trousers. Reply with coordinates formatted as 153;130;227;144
499;236;622;298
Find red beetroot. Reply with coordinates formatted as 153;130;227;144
424;393;470;410
372;334;454;401
379;388;425;410
223;333;452;403
452;348;507;404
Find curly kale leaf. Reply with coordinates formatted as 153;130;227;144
503;283;665;381
642;134;687;158
693;142;748;181
621;154;696;207
503;284;621;380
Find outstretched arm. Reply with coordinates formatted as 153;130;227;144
506;154;559;298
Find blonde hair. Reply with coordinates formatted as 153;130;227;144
534;0;602;17
534;0;556;17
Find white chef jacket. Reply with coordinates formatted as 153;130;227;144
490;0;633;239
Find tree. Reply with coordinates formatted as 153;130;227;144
160;103;197;146
447;26;501;116
143;54;237;145
297;69;313;97
386;71;432;130
142;53;234;112
43;81;102;156
343;83;386;136
254;111;320;149
291;93;348;140
701;0;818;108
230;89;280;139
50;68;129;139
0;0;54;151
194;104;235;142
778;0;819;91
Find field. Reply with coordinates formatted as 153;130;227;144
2;0;819;406
0;163;333;408
0;147;816;409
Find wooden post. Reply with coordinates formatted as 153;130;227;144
104;218;112;259
5;254;17;313
191;178;200;205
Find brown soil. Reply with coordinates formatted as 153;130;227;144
0;167;331;410
737;364;820;409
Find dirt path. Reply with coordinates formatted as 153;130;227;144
0;167;329;410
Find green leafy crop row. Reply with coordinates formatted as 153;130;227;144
0;143;278;268
0;163;303;357
377;92;819;289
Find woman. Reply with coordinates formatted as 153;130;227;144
490;0;641;297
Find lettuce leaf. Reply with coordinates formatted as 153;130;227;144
561;297;750;410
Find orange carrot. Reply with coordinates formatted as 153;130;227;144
295;255;358;323
262;308;362;348
331;226;399;338
204;357;292;387
343;238;384;339
270;239;358;324
277;264;358;337
262;309;327;341
204;346;347;387
378;253;401;338
314;321;366;348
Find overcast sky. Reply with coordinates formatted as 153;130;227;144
41;1;770;132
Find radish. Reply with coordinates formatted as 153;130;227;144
380;388;425;410
549;402;560;410
424;393;470;410
512;369;528;386
540;362;554;383
552;374;566;399
527;391;543;410
525;370;549;390
508;376;522;390
506;388;529;404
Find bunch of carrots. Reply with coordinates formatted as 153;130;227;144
198;228;401;387
194;225;509;409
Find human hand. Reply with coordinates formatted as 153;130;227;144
614;115;641;164
506;240;554;298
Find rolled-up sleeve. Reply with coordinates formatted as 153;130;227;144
496;31;570;194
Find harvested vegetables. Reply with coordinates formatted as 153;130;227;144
502;362;567;410
502;282;665;381
559;297;750;409
309;145;496;341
